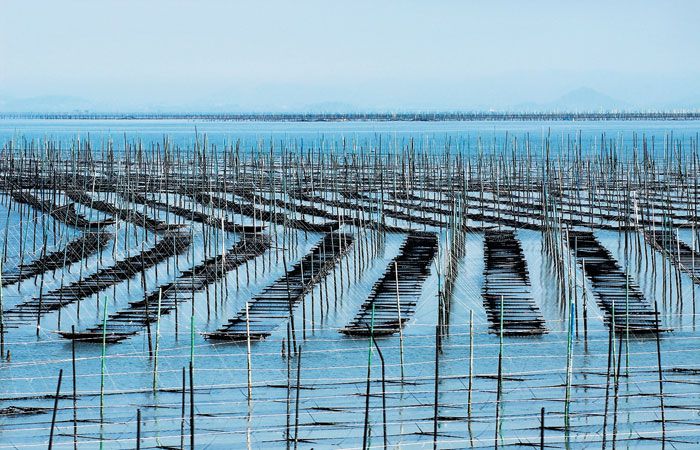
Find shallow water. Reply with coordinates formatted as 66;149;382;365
0;120;699;448
2;118;700;156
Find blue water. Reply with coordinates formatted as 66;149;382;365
1;119;699;155
1;119;699;448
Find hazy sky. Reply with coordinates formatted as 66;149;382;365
1;0;699;111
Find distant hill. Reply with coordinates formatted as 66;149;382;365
3;88;697;115
515;87;629;112
551;87;628;111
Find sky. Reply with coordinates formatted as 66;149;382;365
1;0;699;112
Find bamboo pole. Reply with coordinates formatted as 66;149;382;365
246;301;253;404
372;336;388;450
467;309;473;422
362;303;375;450
655;301;666;447
72;325;78;450
153;288;162;393
433;323;440;450
395;261;404;379
293;346;302;450
99;295;108;421
48;369;63;450
136;409;141;450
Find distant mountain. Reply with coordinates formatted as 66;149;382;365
3;88;691;114
514;87;629;112
551;87;628;111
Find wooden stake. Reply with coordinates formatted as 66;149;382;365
395;261;404;379
433;323;440;450
372;337;388;450
190;360;195;450
540;407;545;449
153;288;162;393
655;301;666;447
180;367;186;450
48;369;63;450
136;408;141;450
245;301;253;404
293;346;302;450
99;295;107;421
72;325;78;450
362;303;375;450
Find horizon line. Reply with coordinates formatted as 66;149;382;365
2;110;700;122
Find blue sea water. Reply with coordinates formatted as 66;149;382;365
0;119;699;448
1;118;699;155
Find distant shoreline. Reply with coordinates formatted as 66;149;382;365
1;112;700;122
